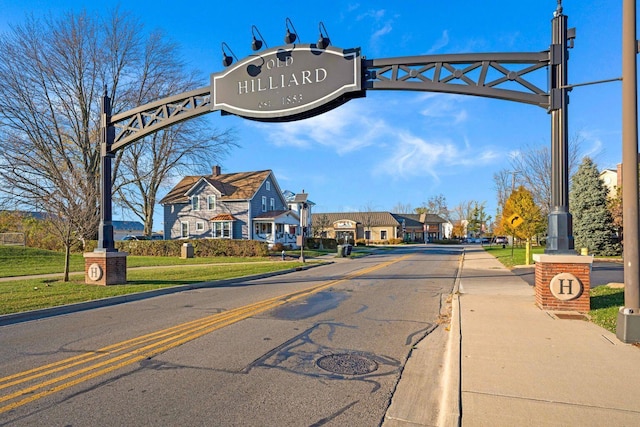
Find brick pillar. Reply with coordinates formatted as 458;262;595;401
84;251;128;285
533;254;593;313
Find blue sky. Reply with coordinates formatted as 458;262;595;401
0;1;631;229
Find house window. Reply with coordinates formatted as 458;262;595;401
365;230;371;240
269;197;275;211
255;223;272;234
266;181;271;191
212;221;231;238
196;221;205;232
380;230;387;240
192;196;200;211
181;222;189;238
262;196;267;212
207;195;216;210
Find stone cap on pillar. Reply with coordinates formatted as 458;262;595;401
533;254;594;264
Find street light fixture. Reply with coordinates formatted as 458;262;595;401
221;42;238;67
317;21;331;49
251;25;268;51
284;17;298;44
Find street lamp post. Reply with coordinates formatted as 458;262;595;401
546;1;575;254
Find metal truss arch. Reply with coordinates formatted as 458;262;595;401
109;86;211;153
364;52;550;108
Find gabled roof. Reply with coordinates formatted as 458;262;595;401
160;170;272;205
311;212;400;227
283;189;316;206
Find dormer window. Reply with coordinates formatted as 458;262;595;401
266;181;271;191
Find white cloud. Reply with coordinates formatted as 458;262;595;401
427;30;450;54
419;93;469;125
371;23;393;41
376;131;500;180
253;102;386;155
358;9;386;21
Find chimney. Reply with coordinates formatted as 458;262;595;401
212;165;221;176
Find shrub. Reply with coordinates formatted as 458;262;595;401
271;243;286;252
85;239;269;257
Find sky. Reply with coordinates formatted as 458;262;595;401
0;0;632;230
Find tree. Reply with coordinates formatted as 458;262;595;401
110;29;236;235
0;9;236;251
607;186;623;239
467;202;491;237
312;213;330;238
507;136;583;217
392;202;413;214
500;186;544;240
415;194;449;220
569;157;621;256
500;186;544;264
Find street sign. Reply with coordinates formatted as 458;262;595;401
212;45;363;121
508;213;524;228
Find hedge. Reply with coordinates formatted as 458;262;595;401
84;239;269;257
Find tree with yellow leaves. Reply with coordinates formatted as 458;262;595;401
500;186;545;264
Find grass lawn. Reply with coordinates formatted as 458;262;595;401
0;246;278;278
0;261;306;315
482;244;545;268
589;285;624;334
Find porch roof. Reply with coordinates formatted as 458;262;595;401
210;213;236;221
253;210;300;222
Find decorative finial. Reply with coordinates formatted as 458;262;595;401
553;0;563;17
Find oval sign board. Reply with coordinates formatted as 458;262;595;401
549;272;583;301
211;45;362;121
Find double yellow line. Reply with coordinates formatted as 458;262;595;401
0;254;410;414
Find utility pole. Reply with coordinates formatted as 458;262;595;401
617;0;640;342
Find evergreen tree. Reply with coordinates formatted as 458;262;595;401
569;157;621;256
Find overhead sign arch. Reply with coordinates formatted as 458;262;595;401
93;3;574;281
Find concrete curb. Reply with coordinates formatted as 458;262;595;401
438;248;463;426
0;261;330;327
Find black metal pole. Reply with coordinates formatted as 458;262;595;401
97;90;116;252
546;2;574;254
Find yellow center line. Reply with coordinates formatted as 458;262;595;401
0;253;411;414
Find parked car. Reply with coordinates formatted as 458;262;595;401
122;235;149;241
494;236;508;244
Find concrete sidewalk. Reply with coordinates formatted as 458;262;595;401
453;246;640;426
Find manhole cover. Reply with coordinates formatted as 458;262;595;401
316;354;378;375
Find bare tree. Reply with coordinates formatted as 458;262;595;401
416;194;449;220
391;202;413;214
451;200;474;222
0;9;236;247
508;136;583;216
110;30;236;235
0;13;103;246
312;213;330;238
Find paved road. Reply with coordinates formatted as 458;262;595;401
0;246;461;426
